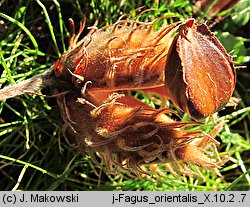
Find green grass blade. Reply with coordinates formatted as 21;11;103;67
36;0;61;57
0;12;39;54
0;154;58;178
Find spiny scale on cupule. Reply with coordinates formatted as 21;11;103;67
54;17;179;92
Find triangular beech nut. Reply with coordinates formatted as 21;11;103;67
165;19;236;120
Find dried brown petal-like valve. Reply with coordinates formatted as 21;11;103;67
53;16;177;92
55;88;227;177
165;19;236;120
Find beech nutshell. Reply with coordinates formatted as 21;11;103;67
0;12;236;178
165;19;236;120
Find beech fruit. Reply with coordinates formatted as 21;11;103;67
0;12;236;178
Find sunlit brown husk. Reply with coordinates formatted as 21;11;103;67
53;16;178;91
53;82;228;177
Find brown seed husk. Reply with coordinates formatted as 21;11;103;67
53;82;228;177
53;17;178;91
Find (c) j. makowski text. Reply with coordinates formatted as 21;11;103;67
19;194;79;203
